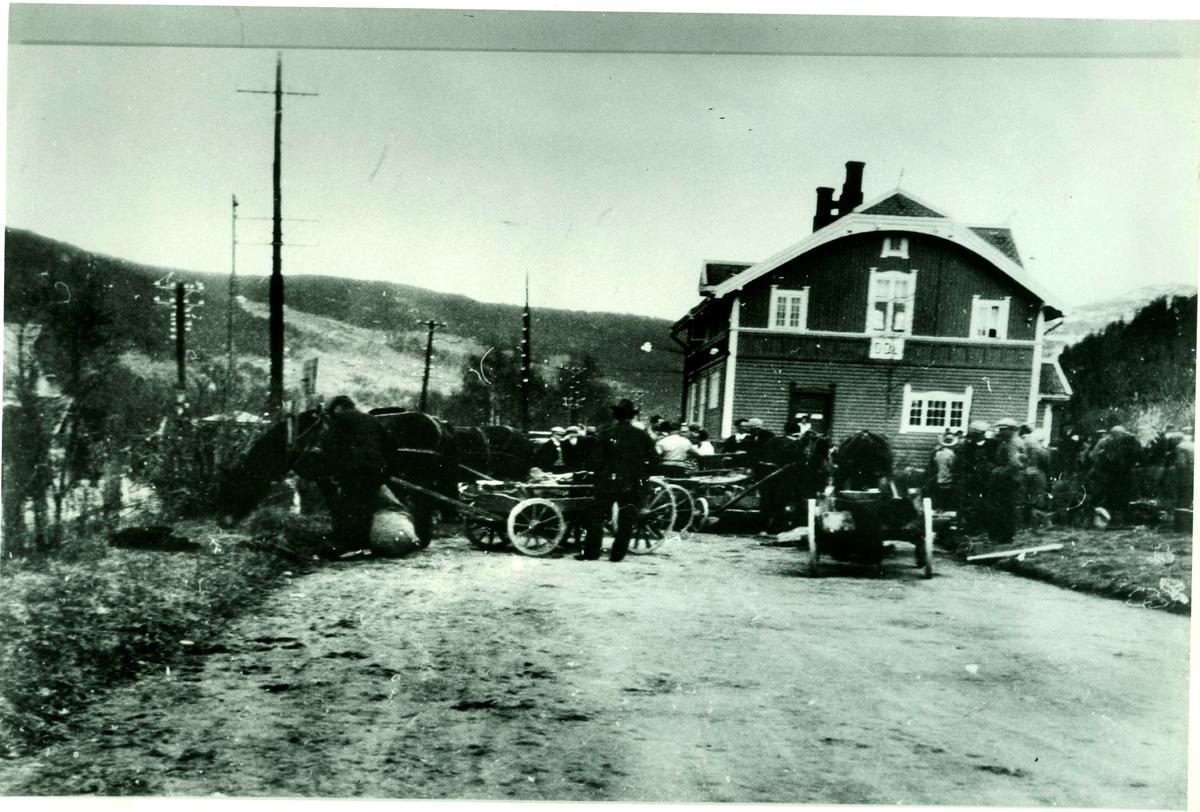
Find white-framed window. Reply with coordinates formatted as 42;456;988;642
881;237;909;259
970;295;1011;340
769;285;810;332
867;269;917;334
900;384;973;434
707;369;721;411
687;380;699;423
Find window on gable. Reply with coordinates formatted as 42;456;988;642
867;269;917;334
901;384;973;434
881;237;909;259
970;296;1011;340
769;285;810;332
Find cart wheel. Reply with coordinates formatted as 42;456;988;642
807;498;821;577
507;498;566;556
629;483;677;554
921;497;935;579
464;513;509;551
665;483;696;532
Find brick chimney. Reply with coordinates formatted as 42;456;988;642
813;161;866;232
812;187;837;231
839;161;865;214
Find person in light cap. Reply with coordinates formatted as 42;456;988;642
925;430;959;512
533;426;570;473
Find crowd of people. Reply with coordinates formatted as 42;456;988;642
920;419;1194;543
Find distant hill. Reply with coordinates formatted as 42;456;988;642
3;228;682;418
1047;283;1198;357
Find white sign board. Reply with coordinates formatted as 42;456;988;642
869;337;905;360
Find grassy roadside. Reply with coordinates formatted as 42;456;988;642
949;526;1192;615
0;510;330;758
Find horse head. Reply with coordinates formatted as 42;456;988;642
216;408;329;527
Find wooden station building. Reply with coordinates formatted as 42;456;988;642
671;161;1072;468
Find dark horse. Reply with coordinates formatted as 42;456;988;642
820;430;922;570
216;407;532;546
753;431;832;532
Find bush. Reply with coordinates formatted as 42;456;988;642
0;524;294;756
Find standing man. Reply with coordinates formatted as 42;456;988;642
956;420;992;535
927;430;959;512
319;395;393;551
985;417;1026;545
533;426;570;473
580;398;658;563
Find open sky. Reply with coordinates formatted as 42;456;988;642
5;8;1199;321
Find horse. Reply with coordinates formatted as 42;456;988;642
216;407;532;546
818;430;921;571
753;431;831;532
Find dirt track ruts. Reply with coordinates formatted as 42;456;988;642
4;532;1189;806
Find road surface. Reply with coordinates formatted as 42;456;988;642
5;532;1190;806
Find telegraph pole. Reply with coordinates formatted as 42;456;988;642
238;53;317;417
419;319;447;413
559;364;584;425
520;273;532;431
175;283;187;390
227;194;238;408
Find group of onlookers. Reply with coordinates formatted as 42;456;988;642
922;418;1046;545
921;418;1194;541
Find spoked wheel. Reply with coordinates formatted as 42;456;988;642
806;499;821;577
507;498;567;556
464;513;509;551
628;483;677;555
919;496;935;579
664;483;697;532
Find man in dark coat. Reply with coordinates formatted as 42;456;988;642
580;399;658;562
956;420;992;535
985;417;1026;544
319;395;393;550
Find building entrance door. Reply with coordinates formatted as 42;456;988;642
788;388;833;436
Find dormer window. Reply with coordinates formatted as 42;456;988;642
769;285;810;332
867;269;916;334
881;237;909;259
970;295;1011;340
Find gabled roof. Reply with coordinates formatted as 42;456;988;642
861;190;946;218
699;261;752;294
706;186;1061;311
1039;357;1073;400
969;227;1023;268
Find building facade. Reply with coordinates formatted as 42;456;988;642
672;162;1071;467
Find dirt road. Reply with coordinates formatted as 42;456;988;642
7;532;1190;806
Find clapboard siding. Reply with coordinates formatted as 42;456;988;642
730;352;1033;468
736;232;1039;340
738;332;1031;371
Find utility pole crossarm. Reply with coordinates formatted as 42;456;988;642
237;52;318;418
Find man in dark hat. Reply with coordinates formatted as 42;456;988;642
985;417;1026;544
317;394;393;550
580;398;658;562
955;420;992;535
